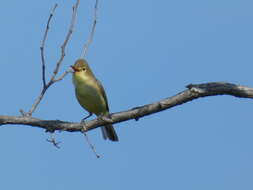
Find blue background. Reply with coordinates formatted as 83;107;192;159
0;0;253;189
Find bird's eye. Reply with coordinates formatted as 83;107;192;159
82;68;86;71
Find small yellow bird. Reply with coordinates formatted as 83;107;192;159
71;59;118;141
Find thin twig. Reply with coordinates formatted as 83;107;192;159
50;0;80;82
81;0;99;58
40;4;58;88
81;121;100;158
22;87;48;117
53;68;72;82
83;131;100;158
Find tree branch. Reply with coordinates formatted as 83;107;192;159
4;82;253;133
21;0;80;117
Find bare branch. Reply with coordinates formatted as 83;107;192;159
9;82;253;133
50;0;80;82
22;0;80;116
40;4;58;88
81;0;99;58
53;68;73;82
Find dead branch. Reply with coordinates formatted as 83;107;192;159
21;0;80;117
5;82;253;133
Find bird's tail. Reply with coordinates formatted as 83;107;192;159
101;125;119;142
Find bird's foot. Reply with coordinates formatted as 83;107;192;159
80;119;88;132
98;114;113;123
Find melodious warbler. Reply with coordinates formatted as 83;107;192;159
71;59;118;141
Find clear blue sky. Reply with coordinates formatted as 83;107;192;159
0;0;253;189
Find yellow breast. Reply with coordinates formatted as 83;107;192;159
73;72;107;115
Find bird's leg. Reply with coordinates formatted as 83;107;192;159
80;112;92;133
81;112;93;123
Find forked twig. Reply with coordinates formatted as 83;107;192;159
19;0;102;154
81;0;99;58
47;133;61;149
21;0;80;117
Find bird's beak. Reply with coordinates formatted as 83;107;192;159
71;65;78;73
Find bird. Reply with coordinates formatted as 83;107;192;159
71;58;118;141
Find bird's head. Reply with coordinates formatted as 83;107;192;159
71;59;90;72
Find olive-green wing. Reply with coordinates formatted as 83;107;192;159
96;79;109;112
96;79;119;141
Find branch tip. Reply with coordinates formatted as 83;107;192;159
81;0;99;58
